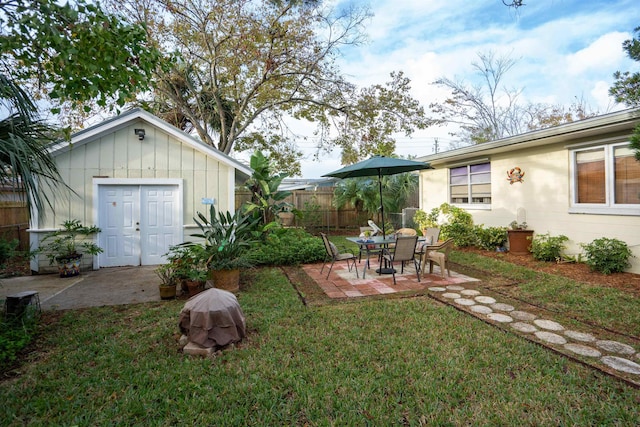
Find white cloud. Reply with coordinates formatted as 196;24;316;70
296;0;640;177
566;32;630;75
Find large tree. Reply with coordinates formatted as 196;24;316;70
429;51;596;147
109;0;429;174
0;0;160;215
1;0;159;113
609;26;640;160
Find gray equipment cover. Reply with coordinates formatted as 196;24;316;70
178;288;246;348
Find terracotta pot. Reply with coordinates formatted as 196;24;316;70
159;284;177;300
185;280;205;297
507;230;534;255
210;268;240;293
56;254;82;278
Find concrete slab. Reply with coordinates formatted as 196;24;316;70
0;266;161;310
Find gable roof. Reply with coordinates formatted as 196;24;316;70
48;107;253;178
417;108;640;166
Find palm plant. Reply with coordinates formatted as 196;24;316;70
0;74;65;218
333;172;418;222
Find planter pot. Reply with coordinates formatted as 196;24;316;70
507;230;534;255
159;284;177;300
185;280;205;297
210;268;240;293
56;254;83;278
277;212;295;226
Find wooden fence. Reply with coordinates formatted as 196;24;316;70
235;188;419;232
0;202;30;250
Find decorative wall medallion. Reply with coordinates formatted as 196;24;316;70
507;167;525;184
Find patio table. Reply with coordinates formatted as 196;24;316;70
347;235;425;278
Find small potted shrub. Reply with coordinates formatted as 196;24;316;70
165;244;208;296
156;264;178;300
38;220;103;277
507;220;534;255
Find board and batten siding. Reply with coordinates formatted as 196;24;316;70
39;120;233;230
419;141;640;274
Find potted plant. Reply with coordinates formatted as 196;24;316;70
188;205;260;293
155;264;178;300
507;221;534;255
165;244;208;297
38;219;103;277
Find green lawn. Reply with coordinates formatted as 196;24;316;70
1;248;640;425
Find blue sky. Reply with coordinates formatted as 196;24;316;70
297;0;640;177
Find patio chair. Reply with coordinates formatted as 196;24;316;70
380;235;420;285
320;233;359;279
415;227;440;256
421;238;454;278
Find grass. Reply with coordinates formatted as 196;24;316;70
450;250;640;337
1;241;640;425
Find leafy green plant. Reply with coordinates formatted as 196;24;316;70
581;237;634;274
300;197;322;231
413;209;437;232
475;225;508;250
249;228;325;266
37;219;103;264
0;307;39;368
188;205;261;271
509;220;528;230
164;244;208;280
530;233;569;262
0;237;19;267
243;151;298;226
155;263;177;287
431;203;476;247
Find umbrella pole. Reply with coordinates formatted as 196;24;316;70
378;171;385;237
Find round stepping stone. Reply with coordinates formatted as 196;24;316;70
533;319;564;331
535;331;567;345
564;330;596;343
470;305;493;314
442;292;461;299
511;322;538;333
564;343;601;358
454;298;476;306
475;296;496;304
460;289;480;296
428;287;447;292
491;303;514;312
511;311;537;321
601;356;640;375
487;313;513;323
595;340;636;355
446;285;465;291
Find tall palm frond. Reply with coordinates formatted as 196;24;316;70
0;74;64;218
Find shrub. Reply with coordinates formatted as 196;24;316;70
530;233;569;262
0;237;19;267
249;228;325;266
475;226;508;251
581;237;634;274
0;308;39;370
434;203;476;247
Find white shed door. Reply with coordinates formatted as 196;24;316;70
99;185;181;267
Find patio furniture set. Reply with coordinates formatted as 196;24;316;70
320;223;454;285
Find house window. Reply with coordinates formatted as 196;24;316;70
450;162;491;205
571;143;640;214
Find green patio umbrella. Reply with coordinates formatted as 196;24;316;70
322;155;433;236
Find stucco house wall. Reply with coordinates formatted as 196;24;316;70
417;108;640;274
30;108;252;273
